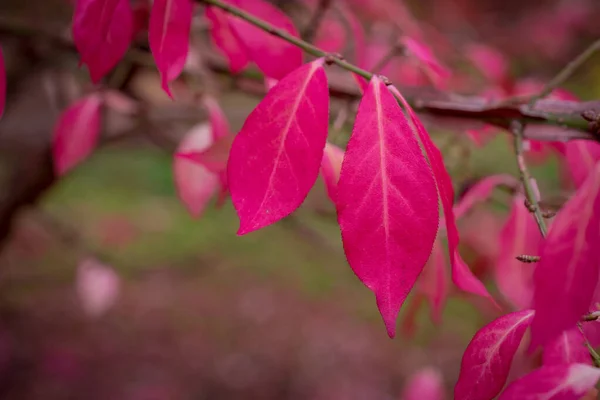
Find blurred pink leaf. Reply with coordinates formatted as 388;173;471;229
0;45;4;120
264;77;278;91
72;0;133;83
466;43;509;85
103;90;139;115
76;258;120;317
227;0;302;80
177;134;234;174
337;78;439;338
499;364;600;400
543;328;592;366
530;163;600;351
402;367;445;400
418;239;448;324
203;96;230;141
149;0;193;97
454;309;535;400
228;59;329;234
174;123;220;217
205;5;249;74
454;174;518;220
564;141;600;188
320;142;344;203
402;37;451;88
52;94;103;176
495;193;543;310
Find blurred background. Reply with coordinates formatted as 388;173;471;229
0;0;599;398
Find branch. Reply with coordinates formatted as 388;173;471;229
199;0;600;141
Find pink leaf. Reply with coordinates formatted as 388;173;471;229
454;174;518;220
402;37;451;88
543;328;592;366
76;258;120;317
264;77;278;92
352;74;369;94
177;134;234;174
564;140;600;188
320;142;344;204
52;94;103;175
465;43;509;85
499;363;600;400
227;59;329;234
203;96;230;141
454;309;535;400
392;87;497;306
72;0;133;83
336;77;439;338
402;367;445;400
529;163;600;351
418;238;448;324
496;193;543;310
0;46;5;120
149;0;193;97
227;0;302;80
174;123;220;217
205;5;249;74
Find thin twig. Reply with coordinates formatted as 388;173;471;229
511;121;548;237
578;322;600;368
301;0;332;43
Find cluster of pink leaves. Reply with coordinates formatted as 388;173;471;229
51;0;600;398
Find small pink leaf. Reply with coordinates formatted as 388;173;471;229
320;142;344;203
454;309;535;400
72;0;133;83
174;123;220;217
402;37;451;88
52;94;103;175
0;46;5;119
465;43;509;85
496;193;543;310
543;328;592;366
529;163;600;350
227;59;329;234
564;140;600;188
264;77;278;91
205;5;249;74
203;96;230;141
418;238;448;324
177;134;234;174
392;87;497;306
454;174;518;220
227;0;302;80
402;367;445;400
336;77;439;338
76;258;120;317
499;363;600;400
149;0;193;96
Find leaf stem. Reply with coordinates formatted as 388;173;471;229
511;121;548;237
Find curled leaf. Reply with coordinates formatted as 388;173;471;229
454;309;535;400
496;193;543;310
529;163;600;350
320;142;344;204
174;123;220;217
227;59;329;234
72;0;133;83
149;0;193;96
499;363;600;400
52;94;103;176
337;77;439;338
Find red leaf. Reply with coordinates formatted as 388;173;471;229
72;0;133;83
0;46;5;120
52;94;103;175
499;363;600;400
227;59;329;234
174;123;220;217
496;193;543;310
320;142;344;203
149;0;193;97
336;77;439;338
564;140;600;188
454;309;535;400
402;367;445;400
392;87;497;306
418;238;448;324
543;328;592;366
529;163;600;350
205;5;249;74
454;174;518;220
227;0;302;80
